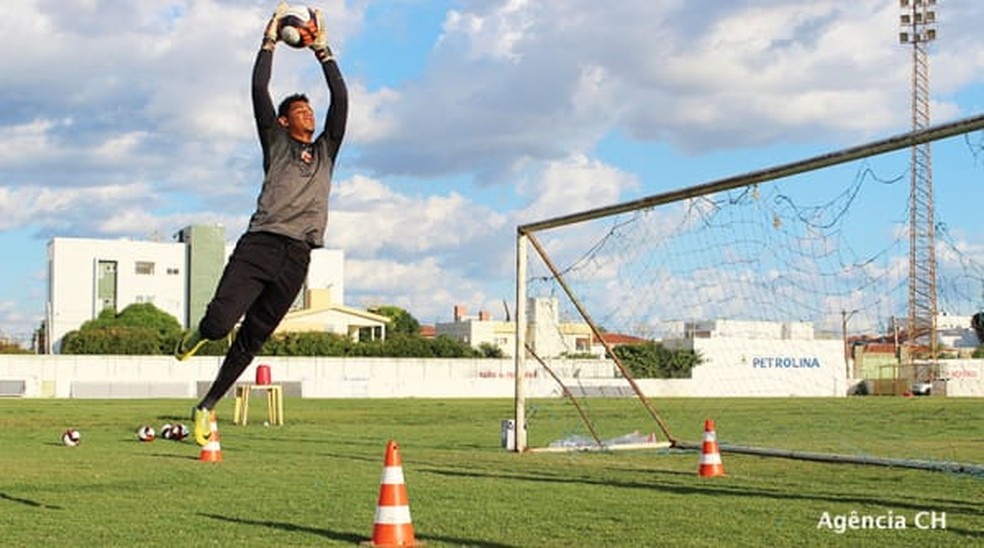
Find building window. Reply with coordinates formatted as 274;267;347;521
97;260;117;313
135;261;155;275
575;337;590;352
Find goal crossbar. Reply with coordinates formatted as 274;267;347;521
519;113;984;234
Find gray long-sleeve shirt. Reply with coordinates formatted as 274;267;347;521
247;48;348;247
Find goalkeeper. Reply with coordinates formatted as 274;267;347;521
174;2;348;446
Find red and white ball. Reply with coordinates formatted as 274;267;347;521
170;423;189;441
62;428;81;447
279;5;319;48
137;425;156;442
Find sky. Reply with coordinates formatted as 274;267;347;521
3;0;984;346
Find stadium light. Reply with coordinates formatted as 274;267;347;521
899;0;937;44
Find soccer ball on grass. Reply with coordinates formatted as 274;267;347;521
137;425;156;442
170;423;189;441
62;428;81;447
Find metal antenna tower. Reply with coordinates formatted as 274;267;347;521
899;0;938;374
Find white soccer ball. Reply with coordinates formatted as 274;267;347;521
62;428;81;447
279;5;319;48
137;425;156;442
170;423;189;441
160;423;174;440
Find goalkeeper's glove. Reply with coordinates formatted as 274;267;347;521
262;1;289;50
310;8;332;60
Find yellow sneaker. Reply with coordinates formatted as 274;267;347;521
175;328;208;361
193;406;212;446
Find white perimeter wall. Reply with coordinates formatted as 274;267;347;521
1;354;981;399
689;337;847;397
940;360;984;396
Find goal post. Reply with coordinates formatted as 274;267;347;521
512;113;984;454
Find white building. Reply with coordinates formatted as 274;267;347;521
435;304;515;356
434;298;593;358
936;314;979;350
46;225;346;353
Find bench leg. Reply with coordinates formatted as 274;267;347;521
276;387;284;425
240;389;250;425
233;387;244;425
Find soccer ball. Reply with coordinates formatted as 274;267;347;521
137;425;156;442
62;429;81;447
279;5;319;48
171;423;189;441
160;423;174;440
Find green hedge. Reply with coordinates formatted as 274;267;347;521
612;341;702;378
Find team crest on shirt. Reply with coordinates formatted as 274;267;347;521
301;148;313;164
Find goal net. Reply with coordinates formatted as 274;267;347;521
512;115;984;459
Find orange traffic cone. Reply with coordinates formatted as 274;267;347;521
198;411;223;463
362;440;423;547
698;419;724;477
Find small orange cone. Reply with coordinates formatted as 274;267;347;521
198;411;223;463
698;419;724;477
362;440;423;547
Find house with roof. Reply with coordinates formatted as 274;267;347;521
433;299;646;358
277;288;389;341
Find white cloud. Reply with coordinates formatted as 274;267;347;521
345;256;490;321
442;0;535;63
0;183;154;231
346;82;400;143
93;132;151;162
0;119;65;166
517;154;639;223
326;174;508;257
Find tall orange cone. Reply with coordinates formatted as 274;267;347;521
362;440;423;547
698;419;724;477
198;411;223;463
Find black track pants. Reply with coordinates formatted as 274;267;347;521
197;231;310;409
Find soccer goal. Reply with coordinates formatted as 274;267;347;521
512;114;984;456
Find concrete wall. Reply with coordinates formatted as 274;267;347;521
940;360;984;396
0;355;614;399
1;354;980;399
689;337;847;397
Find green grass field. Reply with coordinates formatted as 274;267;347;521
1;397;981;546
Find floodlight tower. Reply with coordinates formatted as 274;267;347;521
899;0;938;376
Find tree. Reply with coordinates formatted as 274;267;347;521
61;303;183;355
263;331;354;356
477;342;504;358
612;342;702;378
33;320;47;354
369;305;421;336
972;312;984;344
0;340;30;354
56;302;498;358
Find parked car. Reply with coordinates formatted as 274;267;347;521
911;381;932;396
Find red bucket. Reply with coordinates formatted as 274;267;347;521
255;364;271;385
